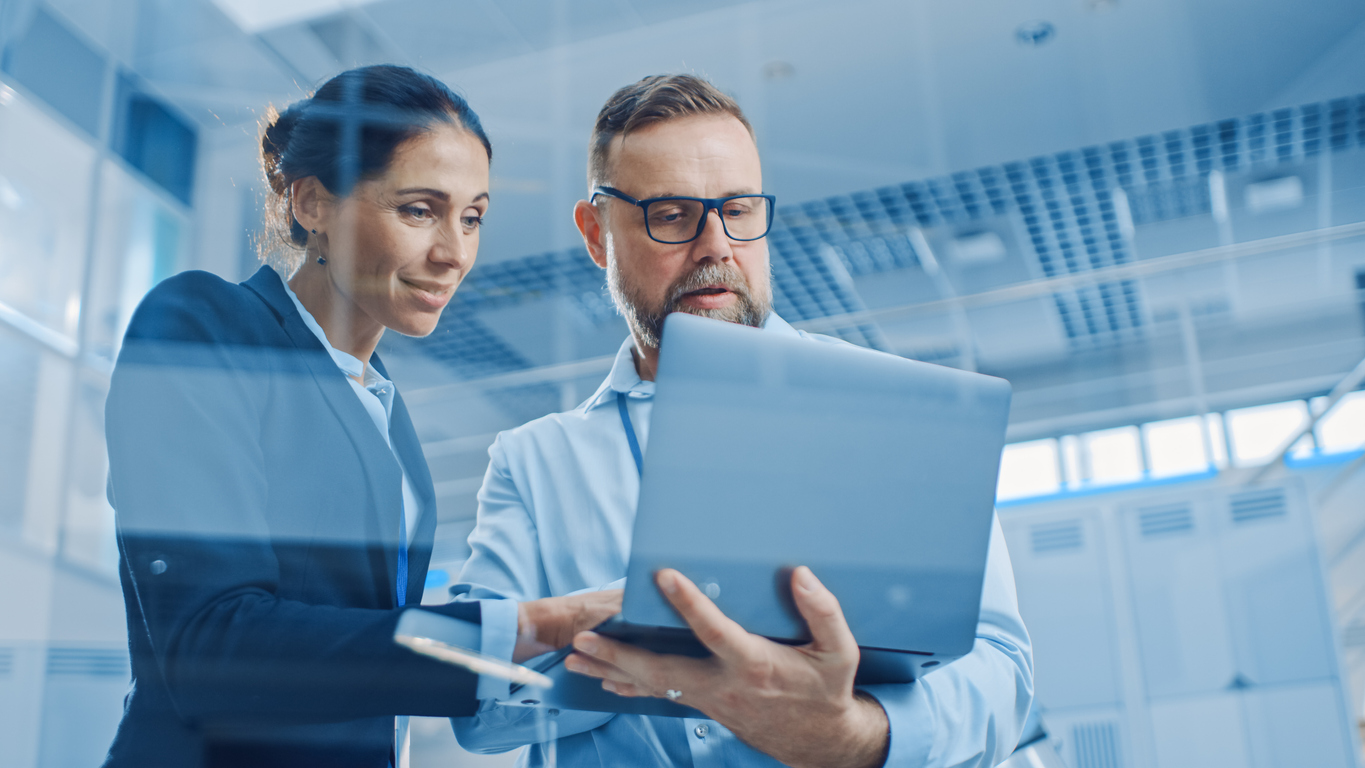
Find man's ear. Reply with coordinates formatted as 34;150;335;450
574;199;609;270
291;177;332;235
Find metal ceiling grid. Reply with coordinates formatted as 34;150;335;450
408;93;1365;398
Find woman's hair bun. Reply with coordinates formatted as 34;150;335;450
261;102;305;196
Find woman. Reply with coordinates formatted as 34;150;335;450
102;65;617;768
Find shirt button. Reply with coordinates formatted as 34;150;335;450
694;724;709;739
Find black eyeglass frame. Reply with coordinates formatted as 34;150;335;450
591;186;777;244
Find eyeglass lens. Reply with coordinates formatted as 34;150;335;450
645;197;771;243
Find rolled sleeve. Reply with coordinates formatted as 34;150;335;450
860;515;1034;767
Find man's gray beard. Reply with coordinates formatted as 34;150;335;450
607;259;773;349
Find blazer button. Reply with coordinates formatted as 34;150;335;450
150;559;168;575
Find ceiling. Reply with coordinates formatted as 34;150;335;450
33;0;1365;264
11;0;1365;522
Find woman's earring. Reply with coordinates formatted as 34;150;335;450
310;229;326;265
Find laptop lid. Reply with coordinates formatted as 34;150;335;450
619;313;1011;659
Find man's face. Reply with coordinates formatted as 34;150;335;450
588;114;772;348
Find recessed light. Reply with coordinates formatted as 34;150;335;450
950;232;1007;265
1245;176;1304;214
210;0;377;33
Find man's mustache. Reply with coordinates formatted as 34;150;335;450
663;265;752;309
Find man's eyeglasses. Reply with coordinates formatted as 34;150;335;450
591;186;777;245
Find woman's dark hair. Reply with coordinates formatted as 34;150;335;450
258;65;491;273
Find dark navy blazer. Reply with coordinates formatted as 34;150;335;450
103;266;481;768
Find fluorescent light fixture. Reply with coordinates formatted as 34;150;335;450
210;0;376;33
1244;175;1304;214
949;231;1007;265
1110;186;1135;241
0;175;24;211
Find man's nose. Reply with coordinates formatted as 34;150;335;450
689;208;734;262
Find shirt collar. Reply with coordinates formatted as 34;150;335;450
280;279;390;391
581;312;799;412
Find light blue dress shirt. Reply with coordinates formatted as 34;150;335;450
451;314;1034;767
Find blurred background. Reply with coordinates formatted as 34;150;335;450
2;0;1364;765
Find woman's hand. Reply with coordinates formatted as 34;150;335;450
512;589;623;662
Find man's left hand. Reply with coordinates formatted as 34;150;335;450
565;567;889;768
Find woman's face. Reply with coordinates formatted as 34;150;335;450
314;123;490;338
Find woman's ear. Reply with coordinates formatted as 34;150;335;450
291;177;332;236
575;199;609;269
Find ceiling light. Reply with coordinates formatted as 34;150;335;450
949;232;1007;265
1244;176;1304;214
1015;21;1056;46
210;0;377;33
0;176;23;211
763;61;795;81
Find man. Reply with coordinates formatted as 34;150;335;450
452;74;1033;767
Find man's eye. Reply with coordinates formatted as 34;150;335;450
651;208;687;223
399;204;433;219
723;204;752;218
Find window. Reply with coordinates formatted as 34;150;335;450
1313;391;1365;454
997;439;1062;501
1142;416;1211;478
1225;400;1313;467
1082;426;1144;485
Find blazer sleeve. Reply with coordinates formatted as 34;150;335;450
106;272;483;722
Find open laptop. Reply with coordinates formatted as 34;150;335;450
509;312;1012;715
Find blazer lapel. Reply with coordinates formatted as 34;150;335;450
244;267;406;607
374;354;438;606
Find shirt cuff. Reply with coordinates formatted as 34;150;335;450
860;682;935;767
476;598;520;701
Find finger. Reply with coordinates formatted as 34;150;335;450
655;569;752;661
574;589;625;636
791;566;859;658
564;652;635;684
574;629;712;695
602;680;645;697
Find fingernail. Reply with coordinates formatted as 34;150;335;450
575;633;599;654
564;655;581;672
796;567;819;593
658;570;678;596
603;680;618;693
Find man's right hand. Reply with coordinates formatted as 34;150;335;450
513;589;623;662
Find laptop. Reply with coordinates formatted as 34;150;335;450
508;312;1012;715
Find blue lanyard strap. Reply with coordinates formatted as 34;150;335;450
397;508;407;607
617;391;644;478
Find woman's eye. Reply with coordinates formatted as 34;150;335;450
399;204;433;219
461;215;483;229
